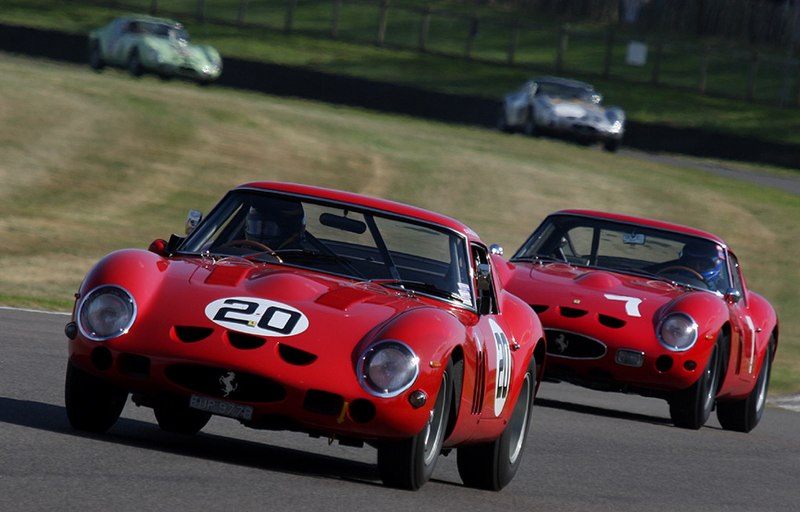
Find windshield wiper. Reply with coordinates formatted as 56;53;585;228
368;279;465;302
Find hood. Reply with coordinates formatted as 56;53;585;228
507;262;690;323
83;250;425;351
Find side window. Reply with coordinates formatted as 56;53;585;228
472;244;498;315
728;252;745;302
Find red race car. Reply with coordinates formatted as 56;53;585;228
64;182;546;490
503;209;778;432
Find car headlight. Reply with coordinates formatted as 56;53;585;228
358;341;419;397
657;313;698;351
78;285;136;341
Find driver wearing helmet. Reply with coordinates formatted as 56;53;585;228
244;198;306;250
679;241;727;291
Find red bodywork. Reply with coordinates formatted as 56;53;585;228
67;182;545;447
505;210;778;403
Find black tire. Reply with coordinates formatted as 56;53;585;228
522;108;537;136
496;106;511;133
154;397;212;435
88;43;104;71
65;361;127;433
669;337;722;429
377;360;453;490
457;358;536;490
128;50;143;77
603;139;620;152
716;338;774;433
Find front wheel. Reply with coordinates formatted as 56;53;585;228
669;338;721;429
716;337;774;433
457;358;536;490
128;50;143;77
377;360;453;490
154;397;212;434
65;361;127;433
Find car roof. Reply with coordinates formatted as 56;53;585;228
533;76;594;90
552;209;728;247
117;14;180;26
236;181;482;242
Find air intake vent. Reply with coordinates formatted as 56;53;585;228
278;343;317;365
472;350;485;414
545;329;606;359
166;364;286;402
598;314;626;328
174;326;213;343
227;331;267;349
304;389;343;416
531;304;549;314
559;307;588;318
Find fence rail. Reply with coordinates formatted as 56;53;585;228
101;0;799;106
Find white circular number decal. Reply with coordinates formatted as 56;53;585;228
490;319;512;416
205;297;309;337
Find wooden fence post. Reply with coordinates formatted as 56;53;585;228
237;0;248;26
698;42;710;93
507;26;519;65
651;37;663;85
603;24;615;78
419;9;431;52
196;0;206;22
376;0;390;47
465;15;479;59
331;0;341;39
746;49;759;101
149;0;158;16
285;0;296;33
556;24;569;73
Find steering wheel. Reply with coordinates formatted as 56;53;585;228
218;239;283;263
657;265;705;281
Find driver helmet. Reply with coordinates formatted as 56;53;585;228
680;241;725;284
245;198;305;249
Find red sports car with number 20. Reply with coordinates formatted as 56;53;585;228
504;210;778;432
64;181;546;490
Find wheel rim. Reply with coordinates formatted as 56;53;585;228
702;345;720;413
422;373;449;466
507;373;532;464
754;347;771;414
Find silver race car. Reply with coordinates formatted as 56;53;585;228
498;76;625;152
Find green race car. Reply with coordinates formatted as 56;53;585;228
88;15;222;83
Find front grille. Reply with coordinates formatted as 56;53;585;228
166;364;286;402
304;389;343;416
545;329;607;359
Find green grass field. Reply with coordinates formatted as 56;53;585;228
0;53;797;396
2;0;800;147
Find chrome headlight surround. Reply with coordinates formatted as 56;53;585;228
657;312;698;352
77;285;136;341
358;340;420;398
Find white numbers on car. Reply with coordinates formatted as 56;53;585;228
490;319;512;416
604;294;642;317
205;297;309;337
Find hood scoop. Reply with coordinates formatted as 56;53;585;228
315;286;375;311
203;260;255;286
574;271;621;290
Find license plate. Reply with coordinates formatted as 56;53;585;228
189;394;253;420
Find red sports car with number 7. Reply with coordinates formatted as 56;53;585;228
64;182;546;490
503;210;778;432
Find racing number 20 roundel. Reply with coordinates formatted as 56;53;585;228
205;297;309;337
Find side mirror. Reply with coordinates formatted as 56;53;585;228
724;288;742;304
186;209;202;234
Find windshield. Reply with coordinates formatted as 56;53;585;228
512;214;731;292
536;82;595;102
179;190;475;306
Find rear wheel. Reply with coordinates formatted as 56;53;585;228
522;108;537;136
457;358;536;490
65;361;127;433
669;338;721;429
717;337;774;433
377;360;452;490
88;43;104;71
